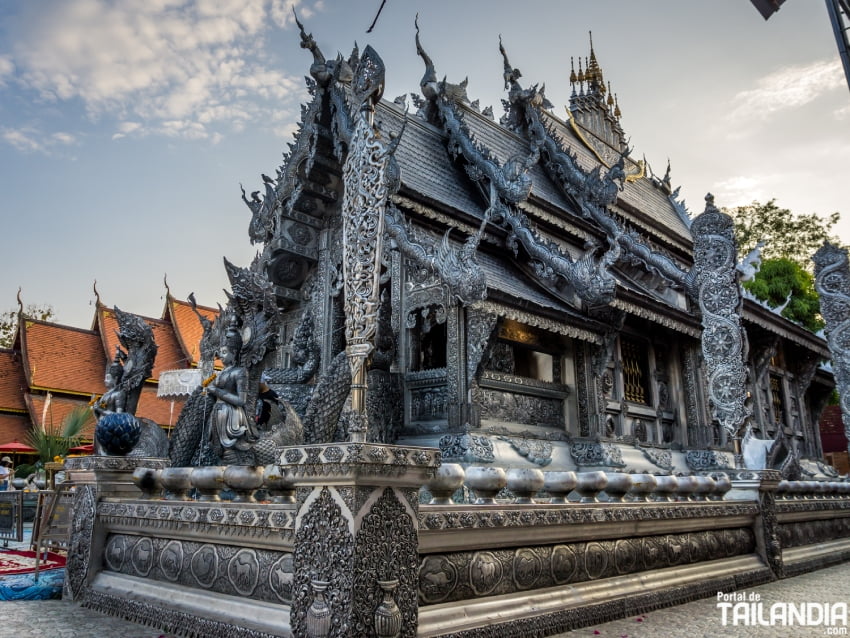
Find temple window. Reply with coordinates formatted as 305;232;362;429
420;322;447;370
408;305;447;371
513;347;554;383
621;337;650;405
770;374;785;425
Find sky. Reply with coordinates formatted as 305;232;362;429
0;0;847;331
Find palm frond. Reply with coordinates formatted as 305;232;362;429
26;406;92;463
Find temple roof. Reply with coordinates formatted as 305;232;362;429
20;319;106;396
163;295;219;368
0;413;29;446
379;95;692;265
95;304;188;381
0;349;27;413
544;111;692;248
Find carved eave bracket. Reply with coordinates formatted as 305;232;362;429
385;204;487;306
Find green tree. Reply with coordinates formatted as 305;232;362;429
724;200;846;334
742;258;823;332
725;199;842;271
0;303;55;348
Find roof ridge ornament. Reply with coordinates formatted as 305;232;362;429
352;44;385;114
294;9;332;87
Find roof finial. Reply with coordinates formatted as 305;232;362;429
16;287;23;314
93;280;102;307
163;273;171;299
607;81;615;106
569;57;577;85
614;94;621;118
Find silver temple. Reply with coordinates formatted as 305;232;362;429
60;19;849;638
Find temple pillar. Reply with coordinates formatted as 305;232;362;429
691;194;749;464
282;442;439;638
814;242;850;457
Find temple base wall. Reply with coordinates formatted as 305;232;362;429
62;458;850;638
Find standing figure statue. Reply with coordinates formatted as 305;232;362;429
206;319;259;461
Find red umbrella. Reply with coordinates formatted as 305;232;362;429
68;443;94;454
0;441;37;453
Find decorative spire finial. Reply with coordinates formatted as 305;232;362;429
93;280;102;307
415;14;438;100
163;273;171;298
16;287;22;314
499;34;522;92
570;57;577;85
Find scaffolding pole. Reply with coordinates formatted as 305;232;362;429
827;0;850;91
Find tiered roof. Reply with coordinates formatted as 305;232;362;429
0;291;218;446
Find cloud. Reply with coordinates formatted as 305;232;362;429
1;126;77;153
51;132;77;145
1;128;43;153
712;175;769;208
3;0;310;145
0;56;13;85
728;58;844;123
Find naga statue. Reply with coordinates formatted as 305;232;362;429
93;306;168;457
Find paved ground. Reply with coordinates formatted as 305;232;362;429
3;522;849;637
556;560;850;637
2;561;848;637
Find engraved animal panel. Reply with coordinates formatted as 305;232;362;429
227;549;261;596
469;551;503;596
419;555;458;604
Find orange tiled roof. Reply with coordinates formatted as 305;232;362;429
165;295;220;367
96;305;189;381
20;319;107;396
0;413;31;445
25;393;96;438
0;349;28;412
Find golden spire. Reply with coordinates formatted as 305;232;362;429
614;94;621;118
586;31;603;85
607;81;615;106
569;56;577;85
